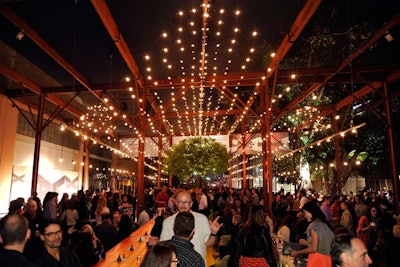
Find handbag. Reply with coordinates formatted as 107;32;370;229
240;256;269;267
271;237;280;260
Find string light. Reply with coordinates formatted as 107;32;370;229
278;122;366;159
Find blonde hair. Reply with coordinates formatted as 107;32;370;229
96;197;107;216
81;224;95;235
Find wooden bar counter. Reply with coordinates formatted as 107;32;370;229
92;220;155;267
92;219;216;267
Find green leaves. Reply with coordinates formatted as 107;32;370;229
163;137;229;181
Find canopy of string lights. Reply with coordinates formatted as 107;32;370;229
0;0;399;190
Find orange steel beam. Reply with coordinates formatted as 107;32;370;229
266;0;323;79
90;0;170;135
213;86;261;120
0;62;83;118
162;109;241;118
144;65;396;90
272;12;400;125
335;72;400;110
0;4;139;132
0;5;101;103
148;86;190;127
29;64;395;95
230;0;322;133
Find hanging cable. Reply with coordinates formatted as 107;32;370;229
71;0;78;92
347;0;354;128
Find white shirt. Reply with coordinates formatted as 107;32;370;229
137;210;150;226
277;225;290;243
299;196;308;209
160;210;210;266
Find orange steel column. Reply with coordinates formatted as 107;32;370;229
241;121;247;189
229;134;233;188
157;123;162;188
136;88;146;209
77;139;84;184
265;82;273;213
260;82;270;211
333;112;342;193
31;93;45;195
383;82;399;213
84;139;90;190
168;136;173;185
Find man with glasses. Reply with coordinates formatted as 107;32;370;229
38;219;82;267
158;191;223;265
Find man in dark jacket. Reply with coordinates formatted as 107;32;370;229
94;213;118;252
38;219;82;267
0;214;36;267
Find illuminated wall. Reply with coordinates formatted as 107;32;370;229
0;95;18;216
12;134;79;207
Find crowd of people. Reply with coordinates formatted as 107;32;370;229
0;185;399;267
0;188;137;267
141;186;399;267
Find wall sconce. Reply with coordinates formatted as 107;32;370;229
16;31;24;40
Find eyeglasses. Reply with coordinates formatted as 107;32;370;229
176;201;192;205
43;230;63;237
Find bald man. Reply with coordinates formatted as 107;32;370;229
158;191;223;265
0;214;36;267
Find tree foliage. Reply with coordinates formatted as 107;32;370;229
163;137;229;182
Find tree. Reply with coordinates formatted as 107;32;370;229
163;137;229;185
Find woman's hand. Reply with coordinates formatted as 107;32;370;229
298;238;308;246
290;250;299;257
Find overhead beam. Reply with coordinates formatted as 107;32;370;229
0;4;139;132
90;0;170;135
230;0;322;133
0;5;98;101
162;109;241;118
266;0;323;78
272;12;400;125
0;62;83;118
9;64;392;97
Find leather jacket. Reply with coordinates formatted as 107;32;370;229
228;225;277;267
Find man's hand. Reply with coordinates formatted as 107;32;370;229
209;216;223;234
147;236;159;246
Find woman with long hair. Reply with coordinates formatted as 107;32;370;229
95;197;110;225
290;201;334;267
340;201;354;234
43;191;58;219
277;214;295;243
357;205;383;265
75;224;104;266
229;204;277;267
142;243;179;267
